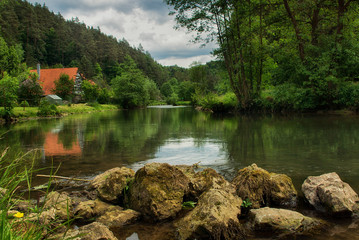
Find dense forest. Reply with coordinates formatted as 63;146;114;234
166;0;359;111
1;0;359;117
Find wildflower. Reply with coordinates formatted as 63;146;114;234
13;212;24;218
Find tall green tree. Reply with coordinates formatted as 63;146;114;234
165;0;268;108
53;73;74;100
0;73;19;113
111;56;150;108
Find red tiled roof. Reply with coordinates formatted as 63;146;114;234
30;68;78;95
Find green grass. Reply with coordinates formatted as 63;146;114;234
1;104;118;120
0;147;44;240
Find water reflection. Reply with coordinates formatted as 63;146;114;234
1;108;359;194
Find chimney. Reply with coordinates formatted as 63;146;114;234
37;63;41;80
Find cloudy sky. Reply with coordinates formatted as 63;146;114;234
27;0;216;68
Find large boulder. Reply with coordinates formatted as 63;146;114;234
175;187;244;240
176;165;233;199
232;164;297;208
248;207;327;239
302;172;359;216
50;222;118;240
90;167;135;203
128;163;190;221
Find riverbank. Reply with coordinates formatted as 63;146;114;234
5;163;359;240
0;104;119;124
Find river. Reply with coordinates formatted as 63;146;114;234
1;106;359;239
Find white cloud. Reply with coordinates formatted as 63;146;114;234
28;0;217;67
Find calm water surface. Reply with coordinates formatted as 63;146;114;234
1;106;359;239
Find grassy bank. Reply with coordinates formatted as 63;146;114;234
1;104;118;120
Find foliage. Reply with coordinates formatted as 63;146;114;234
0;148;44;240
20;100;29;110
111;56;151;109
166;0;359;111
241;198;253;208
82;79;99;102
0;36;23;77
37;99;60;116
53;73;74;100
18;72;44;106
0;1;169;85
166;93;179;105
97;88;112;104
193;92;237;113
160;81;174;98
0;73;19;119
182;201;197;209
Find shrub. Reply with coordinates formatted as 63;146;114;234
20;100;29;110
37;99;59;116
166;93;179;105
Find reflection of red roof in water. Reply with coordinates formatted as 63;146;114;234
44;132;81;156
30;68;78;95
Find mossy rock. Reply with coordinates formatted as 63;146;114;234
175;187;245;240
248;207;328;239
90;167;135;203
127;163;190;222
176;166;234;199
232;164;297;208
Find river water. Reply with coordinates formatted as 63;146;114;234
1;106;359;239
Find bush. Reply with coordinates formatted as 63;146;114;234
166;93;179;105
192;92;237;113
37;100;59;116
334;82;359;109
97;88;111;104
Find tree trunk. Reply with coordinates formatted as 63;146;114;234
283;0;305;61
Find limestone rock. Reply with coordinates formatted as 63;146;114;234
90;167;135;203
50;222;118;240
75;199;123;221
128;163;190;221
176;166;234;199
42;191;73;222
232;164;297;208
302;172;359;216
175;187;244;240
97;209;140;228
248;207;327;238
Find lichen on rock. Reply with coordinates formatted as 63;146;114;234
175;187;244;240
232;163;297;208
90;167;135;203
247;207;327;239
127;163;190;221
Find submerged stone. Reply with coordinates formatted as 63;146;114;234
128;163;190;221
248;207;327;239
232;163;297;208
302;172;359;216
50;222;118;240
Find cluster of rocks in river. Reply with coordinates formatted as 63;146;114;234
10;163;359;239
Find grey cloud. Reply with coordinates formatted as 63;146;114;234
139;32;155;42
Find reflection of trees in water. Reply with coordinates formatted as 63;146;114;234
2;110;359;184
223;115;359;179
